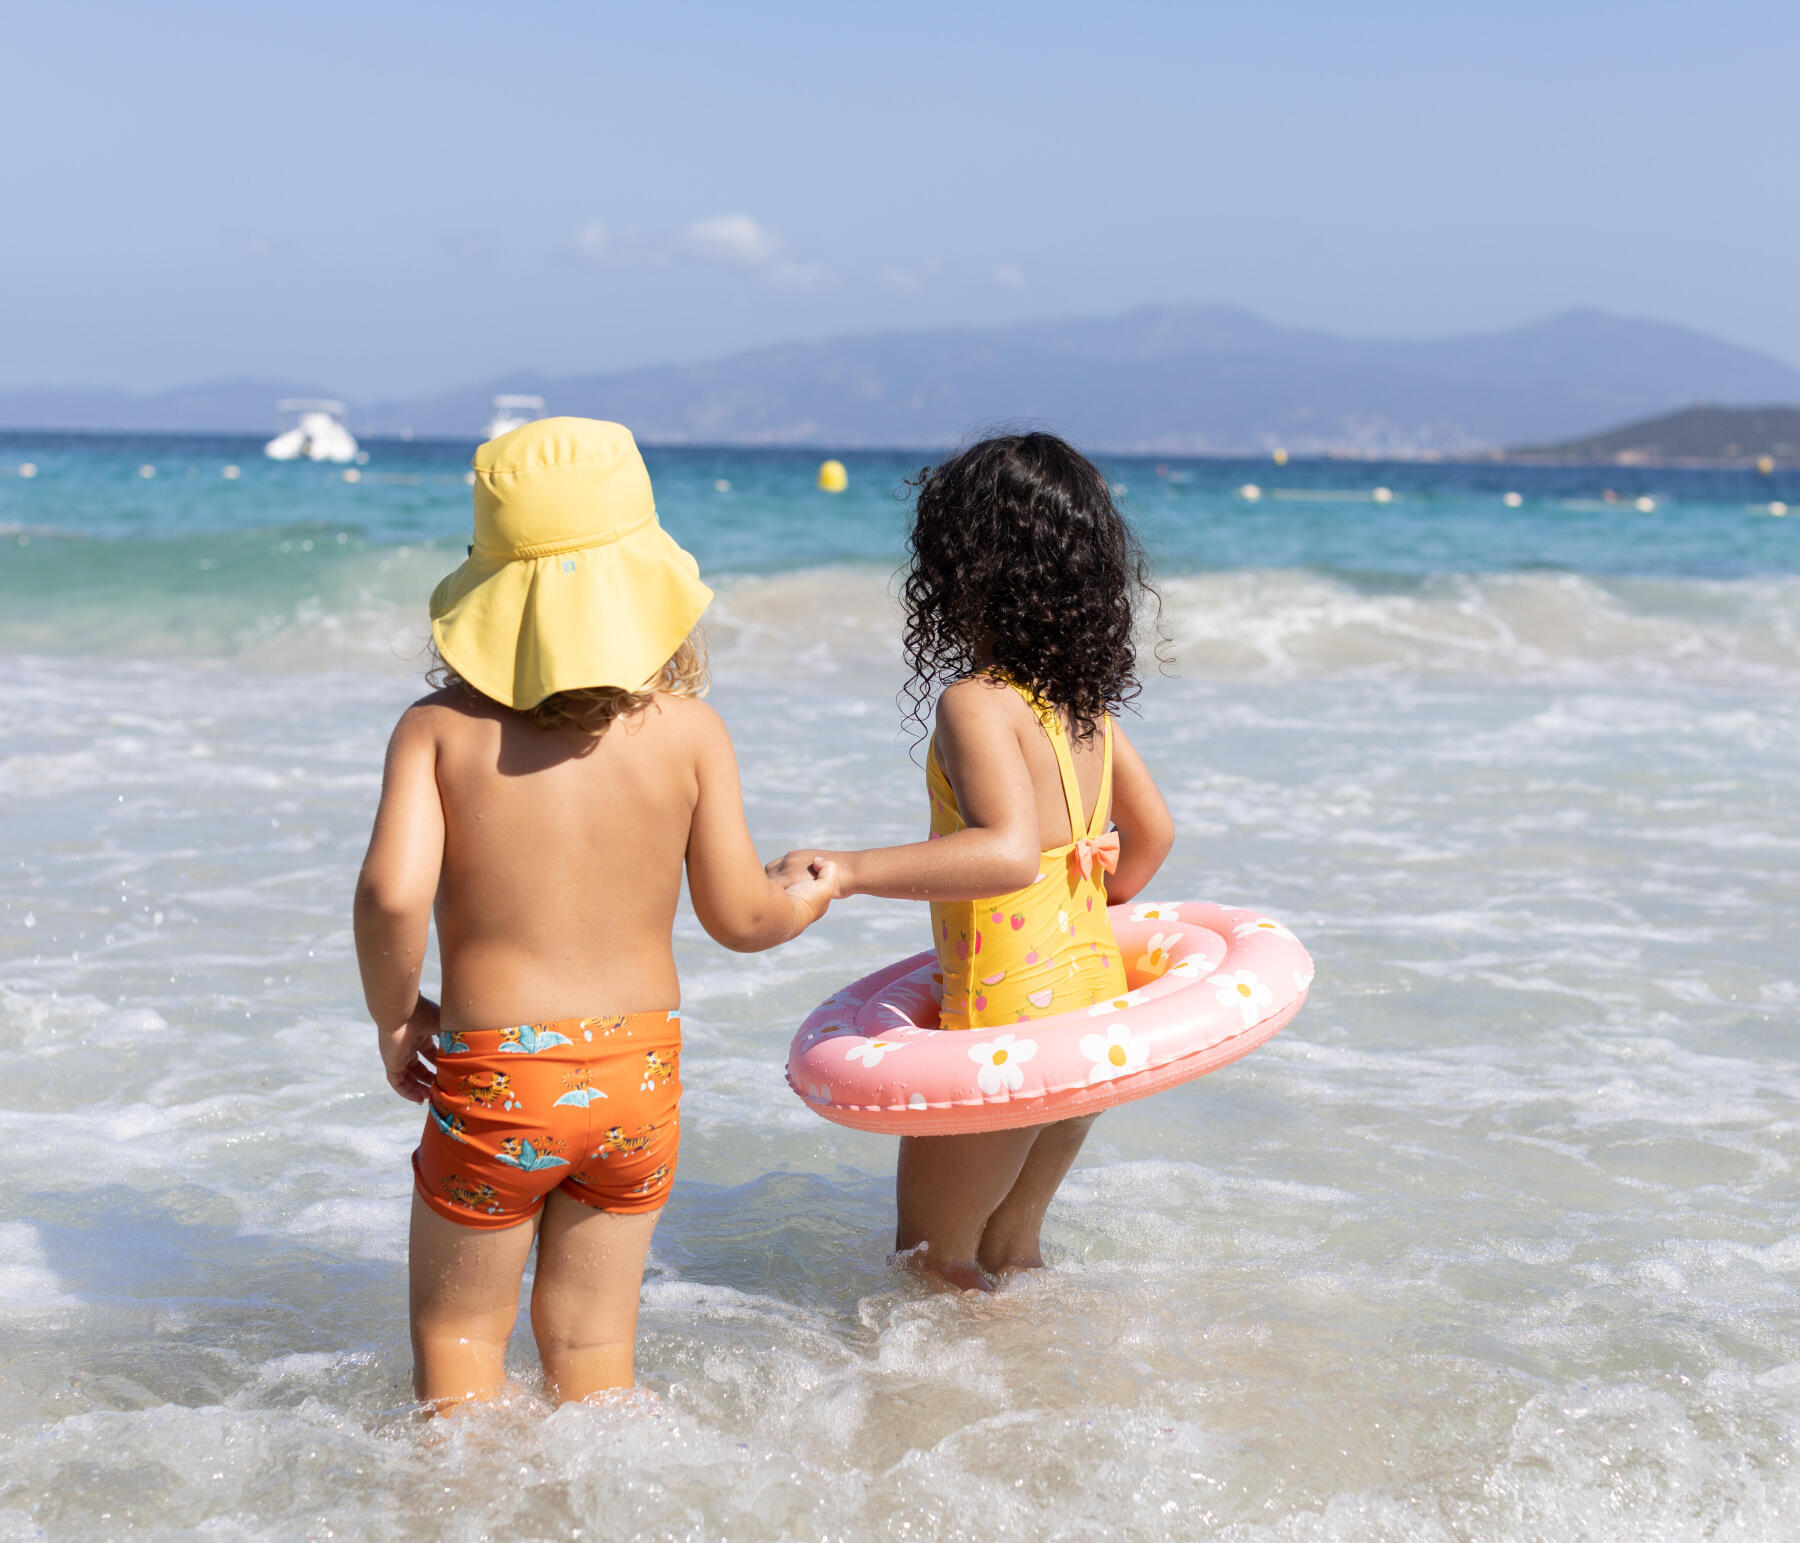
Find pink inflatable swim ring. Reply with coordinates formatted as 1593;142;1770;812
787;901;1312;1135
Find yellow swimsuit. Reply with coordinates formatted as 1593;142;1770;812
928;676;1129;1028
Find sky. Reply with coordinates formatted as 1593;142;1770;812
2;0;1797;398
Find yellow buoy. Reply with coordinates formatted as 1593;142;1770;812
1757;455;1776;476
1272;448;1289;467
817;459;848;493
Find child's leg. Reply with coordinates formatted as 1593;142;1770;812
976;1113;1099;1276
895;1127;1042;1291
408;1192;539;1410
529;1193;662;1403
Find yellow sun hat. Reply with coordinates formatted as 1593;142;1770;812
429;418;712;709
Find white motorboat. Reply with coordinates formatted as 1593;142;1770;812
483;394;545;439
264;400;358;463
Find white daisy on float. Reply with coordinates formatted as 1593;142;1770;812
1233;917;1297;943
1136;931;1177;976
1130;901;1180;921
1166;956;1205;978
968;1033;1037;1094
845;1037;902;1067
1079;1023;1149;1083
1210;969;1273;1025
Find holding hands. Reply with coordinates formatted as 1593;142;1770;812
774;854;845;934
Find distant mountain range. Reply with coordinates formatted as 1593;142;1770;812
5;306;1798;455
1511;404;1800;464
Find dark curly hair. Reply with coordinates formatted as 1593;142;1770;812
900;432;1162;745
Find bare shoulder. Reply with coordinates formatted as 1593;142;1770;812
643;692;727;745
392;686;496;747
936;674;1021;725
936;675;1034;744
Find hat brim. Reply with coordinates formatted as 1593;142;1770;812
429;519;712;709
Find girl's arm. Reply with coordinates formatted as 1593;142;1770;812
683;702;834;950
354;707;446;1102
1103;720;1174;904
769;679;1041;902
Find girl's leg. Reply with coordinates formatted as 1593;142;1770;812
409;1192;539;1411
977;1114;1099;1276
895;1127;1042;1291
529;1193;662;1403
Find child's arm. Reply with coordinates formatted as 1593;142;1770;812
353;707;445;1103
767;680;1041;902
684;703;835;950
1103;720;1174;903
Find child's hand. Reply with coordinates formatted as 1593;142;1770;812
767;849;852;898
783;859;840;933
379;994;440;1103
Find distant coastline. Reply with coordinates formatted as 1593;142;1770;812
1502;404;1800;468
3;305;1799;461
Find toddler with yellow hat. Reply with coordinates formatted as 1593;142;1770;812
353;418;834;1411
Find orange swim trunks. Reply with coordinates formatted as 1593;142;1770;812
412;1010;681;1230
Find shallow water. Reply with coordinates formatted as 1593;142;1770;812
1;440;1797;1539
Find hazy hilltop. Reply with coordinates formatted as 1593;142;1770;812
5;307;1798;454
1511;404;1800;463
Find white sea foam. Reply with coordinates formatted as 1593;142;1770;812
2;587;1798;1535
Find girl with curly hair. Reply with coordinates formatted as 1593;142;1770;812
770;432;1174;1290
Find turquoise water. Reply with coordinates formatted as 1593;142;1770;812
2;433;1798;1540
4;430;1796;578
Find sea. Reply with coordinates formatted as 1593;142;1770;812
1;432;1796;1541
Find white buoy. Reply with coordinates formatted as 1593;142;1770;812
1371;486;1393;503
1502;491;1523;508
17;462;36;479
465;471;477;486
139;464;155;478
714;479;732;493
1634;496;1656;512
1768;501;1789;517
1238;484;1262;501
342;467;362;484
223;465;241;480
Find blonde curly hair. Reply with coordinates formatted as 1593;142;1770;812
427;629;708;737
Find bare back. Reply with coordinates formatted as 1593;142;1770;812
422;689;702;1029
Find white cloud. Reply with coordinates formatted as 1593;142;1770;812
574;219;610;261
687;213;782;265
995;263;1028;289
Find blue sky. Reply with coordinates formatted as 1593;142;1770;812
2;0;1796;396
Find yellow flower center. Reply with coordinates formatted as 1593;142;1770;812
991;1049;1008;1065
1237;982;1253;997
1108;1045;1128;1066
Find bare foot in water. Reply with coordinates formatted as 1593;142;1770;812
896;1243;998;1293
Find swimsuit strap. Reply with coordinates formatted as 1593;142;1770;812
990;672;1095;846
1093;715;1115;841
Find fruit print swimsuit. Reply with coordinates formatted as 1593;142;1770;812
928;675;1129;1028
413;1009;680;1229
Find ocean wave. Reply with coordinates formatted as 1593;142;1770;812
3;543;1798;685
704;567;1800;686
